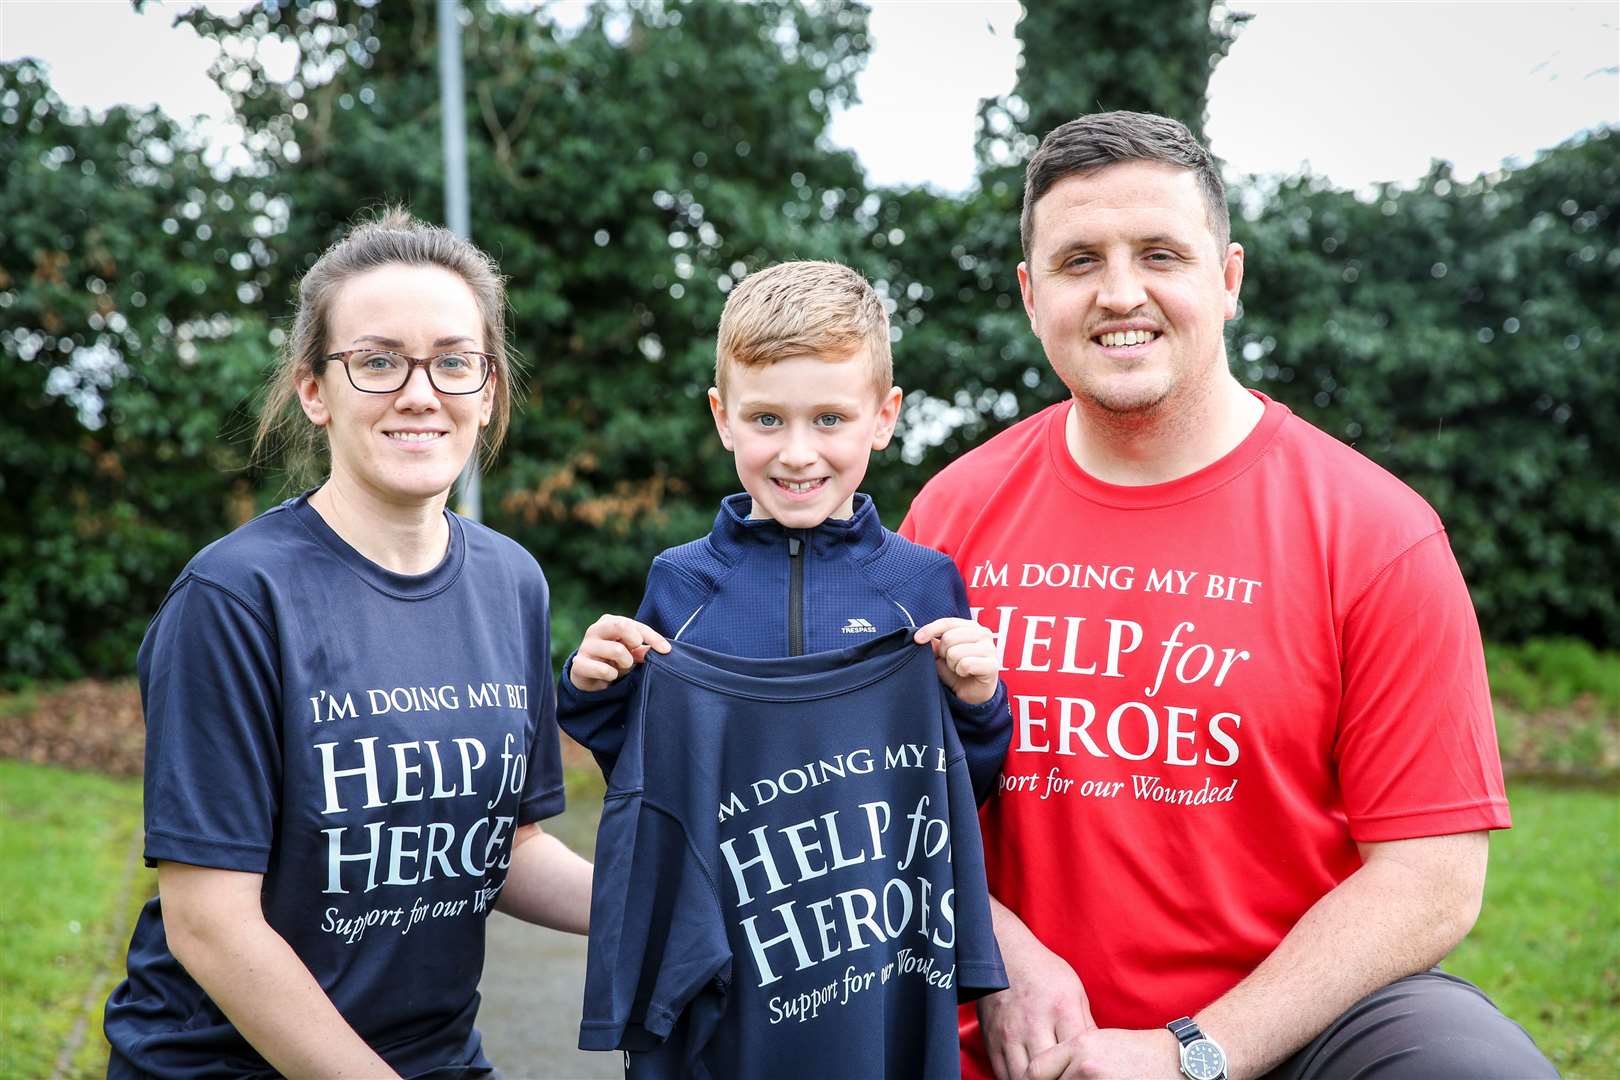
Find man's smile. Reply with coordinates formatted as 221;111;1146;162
1095;329;1161;347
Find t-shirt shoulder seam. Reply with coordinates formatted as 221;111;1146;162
641;796;725;909
1338;527;1449;634
914;406;1054;508
177;573;276;640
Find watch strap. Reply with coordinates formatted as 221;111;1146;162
1167;1015;1203;1046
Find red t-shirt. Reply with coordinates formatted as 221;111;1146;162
900;393;1509;1076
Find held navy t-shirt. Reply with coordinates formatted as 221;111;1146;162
575;630;1007;1078
104;493;566;1079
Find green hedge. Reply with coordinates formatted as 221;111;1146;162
2;3;1614;686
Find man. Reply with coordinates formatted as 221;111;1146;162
900;111;1556;1080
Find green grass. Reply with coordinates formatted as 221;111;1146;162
0;762;1611;1078
1447;781;1620;1079
0;760;153;1080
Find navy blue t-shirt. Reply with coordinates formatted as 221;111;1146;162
104;493;566;1079
574;630;1006;1078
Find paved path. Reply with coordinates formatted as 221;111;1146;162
478;916;618;1079
476;791;618;1079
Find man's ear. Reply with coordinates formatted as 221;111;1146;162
871;385;903;451
1017;261;1038;335
707;387;734;451
1222;242;1245;321
297;372;330;427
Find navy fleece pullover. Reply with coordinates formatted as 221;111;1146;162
558;493;1011;801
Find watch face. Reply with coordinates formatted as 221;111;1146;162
1184;1038;1226;1080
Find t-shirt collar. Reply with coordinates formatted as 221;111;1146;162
289;490;466;600
1043;390;1291;509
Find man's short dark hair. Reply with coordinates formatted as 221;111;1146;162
1020;111;1230;259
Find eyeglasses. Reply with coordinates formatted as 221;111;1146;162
322;349;495;395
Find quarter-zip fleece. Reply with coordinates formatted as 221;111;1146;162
558;492;1011;802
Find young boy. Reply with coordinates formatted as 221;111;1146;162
561;261;1011;1077
557;259;1011;800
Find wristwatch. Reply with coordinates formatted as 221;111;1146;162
1167;1016;1227;1080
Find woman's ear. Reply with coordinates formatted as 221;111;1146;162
479;368;497;426
297;371;330;427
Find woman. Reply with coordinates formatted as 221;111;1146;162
105;210;591;1079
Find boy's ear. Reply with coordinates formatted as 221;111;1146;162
707;387;735;451
870;385;903;451
297;372;331;427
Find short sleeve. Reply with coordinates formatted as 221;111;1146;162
139;576;283;871
1335;532;1511;842
520;568;567;825
578;799;730;1051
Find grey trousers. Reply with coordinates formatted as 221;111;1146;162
1265;969;1558;1079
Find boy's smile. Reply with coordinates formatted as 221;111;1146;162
708;349;902;530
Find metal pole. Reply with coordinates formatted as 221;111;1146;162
438;0;480;520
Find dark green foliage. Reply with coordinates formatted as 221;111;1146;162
0;60;270;684
11;0;890;678
1236;136;1620;643
873;0;1619;647
2;0;1614;686
978;0;1248;163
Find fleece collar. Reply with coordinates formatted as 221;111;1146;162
710;492;887;562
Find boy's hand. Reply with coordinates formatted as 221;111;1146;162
913;617;1000;706
569;615;672;692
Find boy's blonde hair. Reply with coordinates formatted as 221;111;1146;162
715;261;892;398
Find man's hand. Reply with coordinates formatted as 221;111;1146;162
568;615;671;692
980;902;1097;1080
914;616;1000;706
1023;1027;1182;1080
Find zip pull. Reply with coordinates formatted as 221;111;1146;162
787;531;805;655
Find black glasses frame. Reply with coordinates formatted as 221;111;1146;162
322;349;496;395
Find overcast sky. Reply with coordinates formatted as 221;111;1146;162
3;0;1617;193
